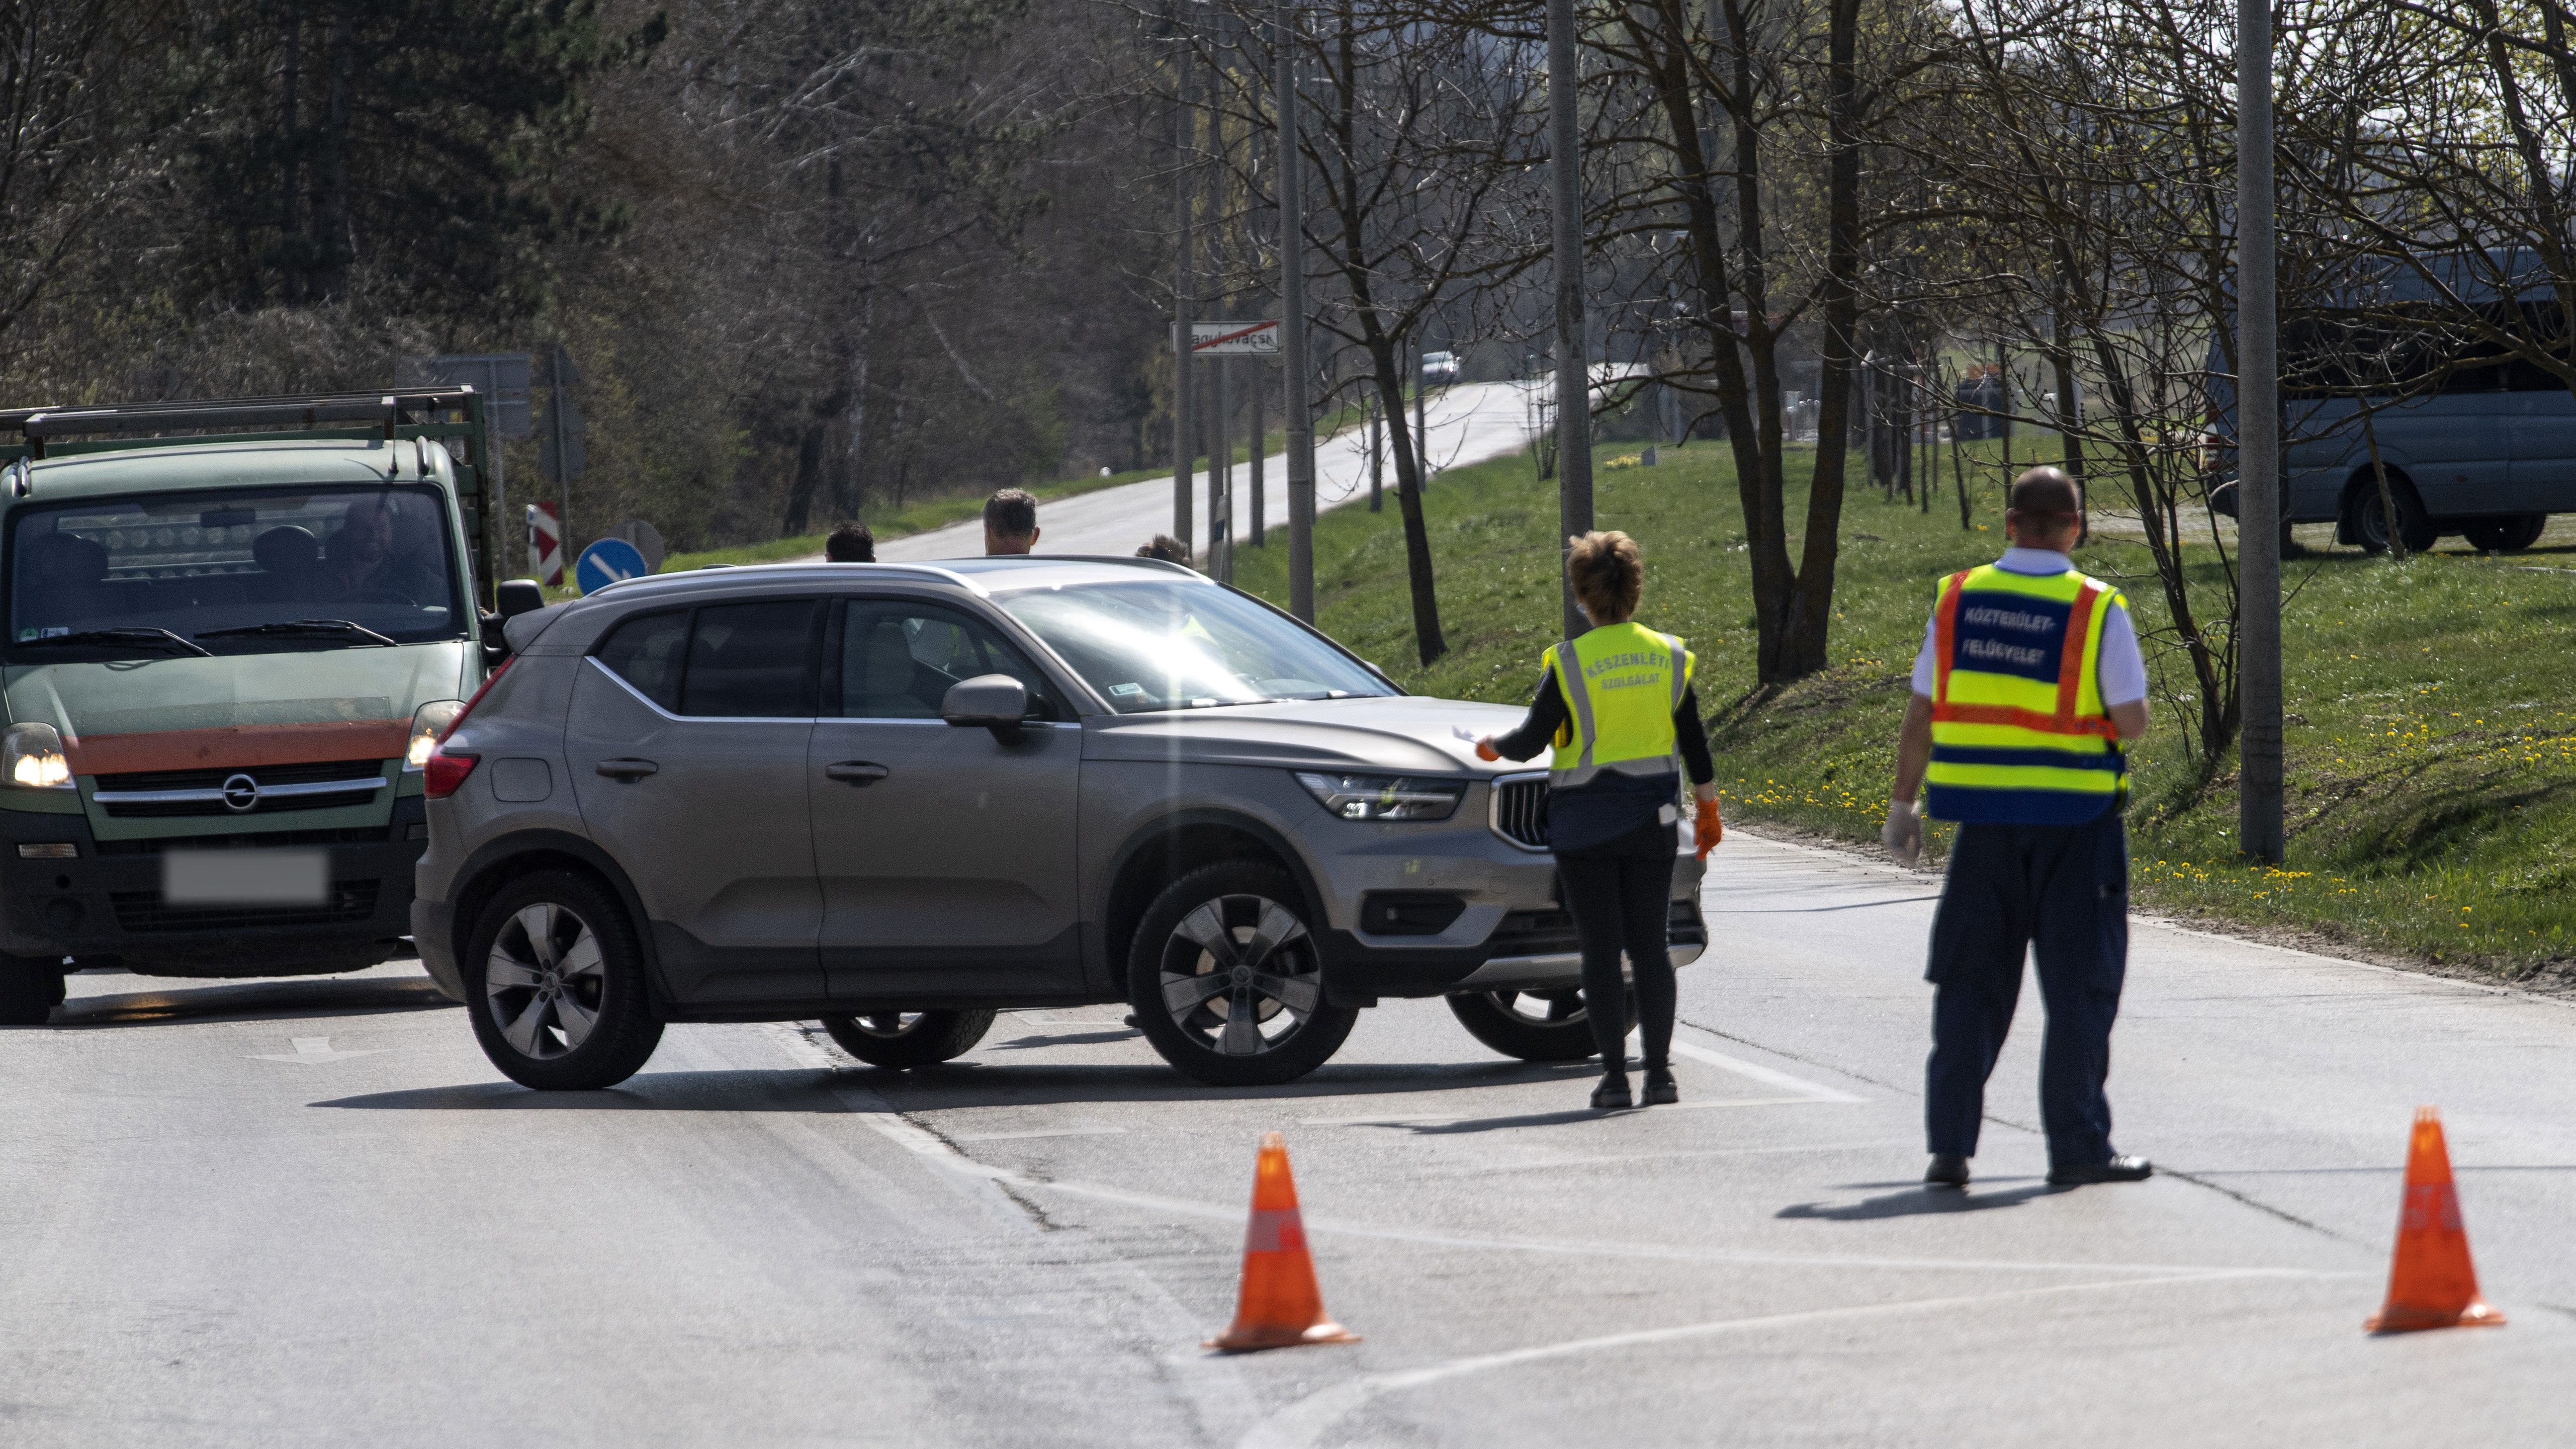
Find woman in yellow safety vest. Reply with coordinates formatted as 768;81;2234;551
1477;531;1722;1111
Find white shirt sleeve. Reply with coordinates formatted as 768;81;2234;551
2096;601;2148;707
1910;596;2146;706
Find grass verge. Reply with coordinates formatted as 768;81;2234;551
1230;437;2576;984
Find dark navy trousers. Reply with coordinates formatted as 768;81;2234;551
1924;811;2128;1168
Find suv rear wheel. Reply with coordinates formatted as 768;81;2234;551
465;872;663;1090
819;1009;997;1068
0;953;65;1026
1447;986;1636;1062
1127;862;1356;1086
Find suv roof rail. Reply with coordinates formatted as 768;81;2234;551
0;387;487;460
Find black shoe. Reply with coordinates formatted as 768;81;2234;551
1642;1069;1678;1105
1590;1074;1633;1111
1925;1153;1971;1188
2048;1154;2153;1185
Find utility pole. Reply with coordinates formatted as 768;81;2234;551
1173;16;1198;559
1277;0;1314;620
2237;0;2283;862
1547;0;1592;639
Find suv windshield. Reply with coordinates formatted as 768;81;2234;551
994;579;1394;713
7;483;464;657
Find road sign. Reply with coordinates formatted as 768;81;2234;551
528;501;562;586
1184;320;1281;356
576;538;650;594
404;354;533;438
610;518;665;573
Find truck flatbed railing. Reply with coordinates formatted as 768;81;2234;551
0;386;501;606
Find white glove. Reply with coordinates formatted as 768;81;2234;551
1882;800;1923;866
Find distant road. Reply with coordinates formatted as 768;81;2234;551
875;378;1545;563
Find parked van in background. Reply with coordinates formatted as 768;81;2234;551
2210;252;2571;554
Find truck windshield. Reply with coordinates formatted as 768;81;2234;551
994;579;1395;713
7;483;465;657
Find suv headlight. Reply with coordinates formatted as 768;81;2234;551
1294;771;1465;822
406;700;465;771
3;722;72;790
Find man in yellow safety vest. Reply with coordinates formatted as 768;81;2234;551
1884;467;2154;1190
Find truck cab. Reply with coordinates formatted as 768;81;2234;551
0;390;512;1021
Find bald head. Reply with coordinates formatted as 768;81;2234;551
2005;467;2083;551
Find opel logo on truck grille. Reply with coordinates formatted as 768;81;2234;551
220;773;260;812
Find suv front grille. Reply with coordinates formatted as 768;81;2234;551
1485;899;1703;958
92;759;388;819
110;879;380;933
1489;775;1550;851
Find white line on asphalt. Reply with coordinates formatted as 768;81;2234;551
1663;1038;1866;1102
248;1036;386;1064
949;1126;1131;1142
765;1024;2339;1281
1298;1098;1822;1127
1233;1271;2300;1449
1410;1139;1916;1178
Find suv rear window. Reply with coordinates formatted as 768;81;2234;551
594;601;820;718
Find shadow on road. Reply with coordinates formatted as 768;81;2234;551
40;975;455;1030
316;1057;1603;1113
1776;1183;2063;1220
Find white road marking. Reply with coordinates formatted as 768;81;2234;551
1234;1272;2302;1449
949;1126;1131;1142
248;1036;385;1065
1664;1038;1866;1102
761;1026;2333;1281
1299;1098;1822;1128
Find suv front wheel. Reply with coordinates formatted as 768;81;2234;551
1127;862;1356;1086
464;872;664;1090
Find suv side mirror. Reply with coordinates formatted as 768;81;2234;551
496;579;546;619
941;674;1028;744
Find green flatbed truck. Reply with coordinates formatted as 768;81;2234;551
0;389;544;1022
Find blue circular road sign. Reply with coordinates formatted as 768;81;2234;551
576;538;651;594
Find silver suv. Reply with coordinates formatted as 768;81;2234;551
411;557;1706;1090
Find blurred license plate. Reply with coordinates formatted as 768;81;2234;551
162;849;328;906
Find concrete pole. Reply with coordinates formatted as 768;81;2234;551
1173;20;1198;558
2237;0;2283;861
1548;0;1593;640
1212;359;1232;578
1277;1;1314;620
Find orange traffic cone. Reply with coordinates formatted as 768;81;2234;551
1206;1132;1360;1352
2367;1107;2506;1333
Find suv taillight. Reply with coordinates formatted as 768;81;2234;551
424;659;512;801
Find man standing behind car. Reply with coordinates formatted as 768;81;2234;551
1883;466;2154;1191
984;489;1040;555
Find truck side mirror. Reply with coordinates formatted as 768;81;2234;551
941;674;1028;744
496;579;545;619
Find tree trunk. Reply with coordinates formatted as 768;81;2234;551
1370;337;1446;664
1775;0;1862;683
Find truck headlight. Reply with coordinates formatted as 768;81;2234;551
406;700;465;771
3;722;72;790
1294;771;1465;822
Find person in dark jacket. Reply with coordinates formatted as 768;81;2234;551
1477;531;1722;1110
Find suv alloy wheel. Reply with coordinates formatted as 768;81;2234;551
1127;862;1357;1086
1446;986;1637;1062
464;871;663;1090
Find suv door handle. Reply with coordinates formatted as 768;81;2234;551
596;758;659;781
824;761;891;786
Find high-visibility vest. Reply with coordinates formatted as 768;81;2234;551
1544;621;1695;788
1924;564;2126;825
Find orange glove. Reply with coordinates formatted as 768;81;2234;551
1693;795;1723;860
1475;737;1500;762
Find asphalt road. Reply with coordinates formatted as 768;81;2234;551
7;832;2573;1446
874;379;1545;564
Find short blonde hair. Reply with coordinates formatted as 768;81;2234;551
1566;530;1642;623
